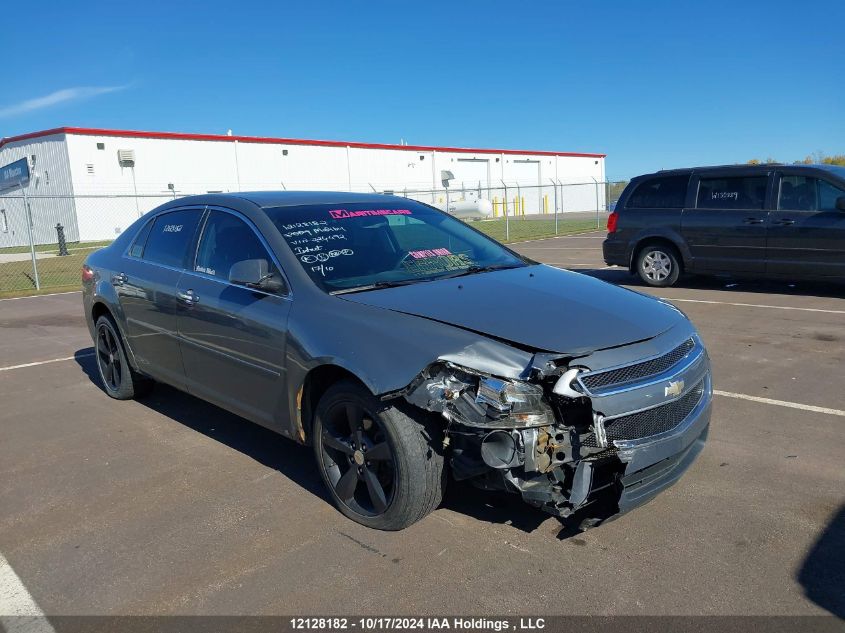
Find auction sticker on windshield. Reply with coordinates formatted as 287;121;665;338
267;200;524;292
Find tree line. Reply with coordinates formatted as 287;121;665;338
747;152;845;166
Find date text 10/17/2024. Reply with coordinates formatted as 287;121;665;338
289;618;546;631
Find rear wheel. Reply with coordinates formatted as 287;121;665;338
636;244;681;287
313;380;445;530
94;315;153;399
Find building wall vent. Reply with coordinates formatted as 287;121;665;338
117;149;136;167
86;164;95;175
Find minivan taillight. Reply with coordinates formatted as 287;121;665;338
81;265;95;283
607;211;619;233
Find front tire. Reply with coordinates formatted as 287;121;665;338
94;315;153;400
636;244;681;287
313;380;445;530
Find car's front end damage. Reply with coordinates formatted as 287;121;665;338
397;320;712;528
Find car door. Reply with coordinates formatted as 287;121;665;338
680;172;771;272
116;207;204;388
176;208;291;430
766;173;845;278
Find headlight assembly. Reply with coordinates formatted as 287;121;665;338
474;376;555;428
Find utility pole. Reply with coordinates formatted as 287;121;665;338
21;178;40;290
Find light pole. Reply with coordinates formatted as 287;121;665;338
441;170;454;216
500;180;510;241
21;177;40;290
591;176;600;229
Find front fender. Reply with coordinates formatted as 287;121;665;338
282;296;535;442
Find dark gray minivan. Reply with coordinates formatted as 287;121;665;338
603;164;845;286
83;192;711;531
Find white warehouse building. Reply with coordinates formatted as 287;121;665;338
0;126;606;247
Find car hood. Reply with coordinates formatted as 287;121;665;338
339;265;686;356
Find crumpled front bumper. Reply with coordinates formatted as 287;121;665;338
511;329;713;527
513;381;711;527
614;385;710;518
405;317;712;529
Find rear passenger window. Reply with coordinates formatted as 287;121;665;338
697;176;767;210
128;219;153;258
626;176;689;209
142;209;202;268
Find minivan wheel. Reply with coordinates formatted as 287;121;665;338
313;380;445;530
94;315;153;400
636;244;681;287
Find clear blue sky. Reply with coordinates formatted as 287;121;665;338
1;0;842;180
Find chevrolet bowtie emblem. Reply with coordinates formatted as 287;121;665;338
665;380;685;397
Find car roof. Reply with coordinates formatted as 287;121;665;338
655;164;783;174
652;163;840;176
174;190;408;209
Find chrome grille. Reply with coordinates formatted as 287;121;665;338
579;337;695;393
583;378;705;448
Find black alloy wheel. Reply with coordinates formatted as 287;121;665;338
319;401;397;516
96;321;123;393
313;380;446;530
93;314;153;400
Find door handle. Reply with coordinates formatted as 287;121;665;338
742;217;765;224
177;290;200;305
773;218;795;226
112;272;128;285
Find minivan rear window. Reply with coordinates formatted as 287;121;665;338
626;176;689;209
697;176;767;210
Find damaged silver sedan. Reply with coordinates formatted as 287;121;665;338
82;192;711;531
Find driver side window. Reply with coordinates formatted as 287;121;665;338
195;210;283;291
818;179;845;211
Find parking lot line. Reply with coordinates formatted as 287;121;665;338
5;353;843;418
663;297;845;315
0;291;81;302
509;229;605;245
549;264;615;269
528;235;606;239
0;553;55;631
0;353;94;373
714;390;845;417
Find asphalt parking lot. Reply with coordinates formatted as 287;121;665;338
1;230;843;618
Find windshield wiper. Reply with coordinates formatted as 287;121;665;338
331;264;524;295
436;264;524;280
331;279;429;295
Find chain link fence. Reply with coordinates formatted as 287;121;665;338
0;181;627;296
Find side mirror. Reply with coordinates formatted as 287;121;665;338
836;196;845;211
228;259;284;294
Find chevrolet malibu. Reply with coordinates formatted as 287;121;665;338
82;192;712;530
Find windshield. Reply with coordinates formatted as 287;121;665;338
266;201;527;292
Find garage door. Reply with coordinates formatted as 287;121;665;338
511;160;541;214
454;159;490;201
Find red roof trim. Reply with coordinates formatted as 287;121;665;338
0;126;606;158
